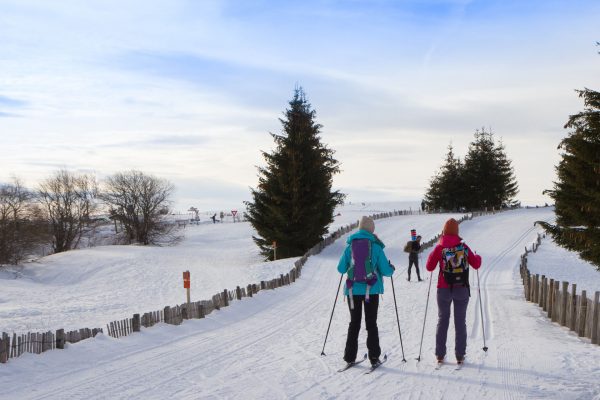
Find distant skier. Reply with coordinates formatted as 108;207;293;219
406;235;423;281
220;211;224;222
426;218;482;365
337;216;395;367
211;213;217;224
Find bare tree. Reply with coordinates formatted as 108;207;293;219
101;170;175;245
38;170;99;253
0;177;48;264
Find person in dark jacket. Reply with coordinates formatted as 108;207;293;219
337;216;395;366
426;218;482;365
407;235;422;281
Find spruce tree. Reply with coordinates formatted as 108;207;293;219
246;87;344;260
540;88;600;267
424;144;465;211
463;128;518;210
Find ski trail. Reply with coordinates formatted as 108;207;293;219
470;223;537;339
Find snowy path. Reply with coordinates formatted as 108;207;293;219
2;208;599;399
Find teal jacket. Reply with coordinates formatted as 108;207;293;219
337;230;395;295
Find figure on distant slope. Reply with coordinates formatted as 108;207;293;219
337;216;395;367
405;235;423;282
426;218;481;365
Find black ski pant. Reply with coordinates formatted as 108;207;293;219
408;254;421;280
343;294;381;363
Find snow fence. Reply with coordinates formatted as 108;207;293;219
520;233;600;346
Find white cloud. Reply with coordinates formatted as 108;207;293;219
1;0;599;210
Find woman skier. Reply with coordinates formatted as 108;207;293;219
426;218;482;365
337;216;395;367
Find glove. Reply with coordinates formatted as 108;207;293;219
390;263;396;271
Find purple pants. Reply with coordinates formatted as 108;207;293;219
435;286;469;358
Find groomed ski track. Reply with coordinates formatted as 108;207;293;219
2;208;599;399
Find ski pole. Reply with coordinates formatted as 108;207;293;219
476;269;489;352
416;270;434;362
321;274;343;356
390;275;407;362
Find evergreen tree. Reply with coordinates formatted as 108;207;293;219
246;87;344;260
540;88;600;267
424;144;465;211
463;128;518;210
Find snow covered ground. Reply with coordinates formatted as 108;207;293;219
527;234;600;295
2;206;600;399
0;201;422;334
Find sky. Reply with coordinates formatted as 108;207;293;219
1;0;599;212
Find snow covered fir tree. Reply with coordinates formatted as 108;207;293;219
540;88;600;268
245;87;344;260
424;128;519;212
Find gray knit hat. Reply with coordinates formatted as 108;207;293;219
358;216;375;233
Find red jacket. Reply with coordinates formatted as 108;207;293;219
426;234;482;289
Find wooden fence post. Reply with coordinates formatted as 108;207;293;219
579;290;587;337
56;329;65;349
570;284;577;331
132;314;141;332
592;291;600;345
0;336;6;364
561;282;568;326
552;281;560;322
540;275;548;311
164;306;171;325
539;275;546;308
548;278;554;318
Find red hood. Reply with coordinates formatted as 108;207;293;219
439;234;462;247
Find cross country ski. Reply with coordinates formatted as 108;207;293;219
337;354;367;372
365;354;388;374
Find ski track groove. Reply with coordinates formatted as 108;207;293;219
499;348;517;400
470;219;547;341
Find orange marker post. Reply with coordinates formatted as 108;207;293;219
183;270;191;304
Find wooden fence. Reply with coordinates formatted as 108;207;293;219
1;208;482;364
0;328;102;364
520;233;600;346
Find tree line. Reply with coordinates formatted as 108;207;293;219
245;87;522;261
423;128;519;212
0;170;174;265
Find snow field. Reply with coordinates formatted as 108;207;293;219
1;207;600;399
